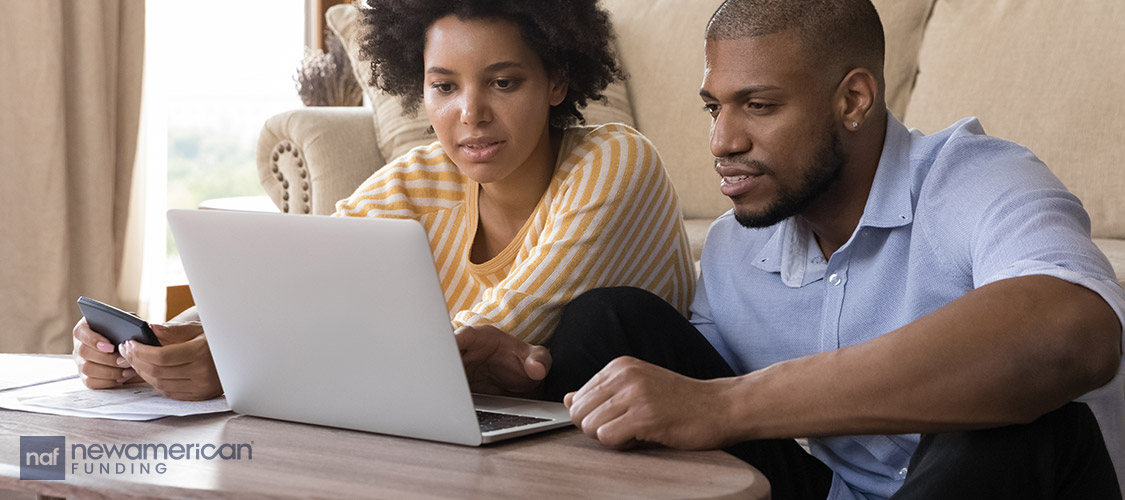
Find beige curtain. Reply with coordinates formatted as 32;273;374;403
0;1;145;353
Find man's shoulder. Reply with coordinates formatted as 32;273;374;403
901;118;1089;277
906;117;1066;208
908;118;1052;180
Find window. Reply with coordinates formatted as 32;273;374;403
159;1;306;285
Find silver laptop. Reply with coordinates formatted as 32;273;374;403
167;209;572;446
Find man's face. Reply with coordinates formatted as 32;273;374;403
700;31;846;228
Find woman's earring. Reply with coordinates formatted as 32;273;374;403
851;121;859;129
426;125;435;134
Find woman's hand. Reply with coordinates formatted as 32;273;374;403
72;317;142;389
119;322;223;401
455;324;552;398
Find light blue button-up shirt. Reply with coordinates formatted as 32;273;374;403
691;115;1125;499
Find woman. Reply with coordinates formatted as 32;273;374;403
73;0;695;400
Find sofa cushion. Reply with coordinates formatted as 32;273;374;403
904;0;1125;239
601;0;728;221
325;7;379;137
1094;239;1125;286
869;0;936;119
326;4;635;163
683;217;715;264
326;4;433;161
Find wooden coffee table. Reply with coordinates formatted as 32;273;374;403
0;407;769;499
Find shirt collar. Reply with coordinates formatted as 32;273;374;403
752;113;914;287
856;113;914;230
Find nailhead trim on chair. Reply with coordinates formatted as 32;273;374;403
271;141;312;214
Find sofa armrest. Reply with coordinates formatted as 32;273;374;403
256;107;384;215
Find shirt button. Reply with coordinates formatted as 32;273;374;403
897;467;909;479
828;273;842;286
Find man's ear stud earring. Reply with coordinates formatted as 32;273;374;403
851;121;859;129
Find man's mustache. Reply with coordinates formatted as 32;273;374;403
714;156;773;176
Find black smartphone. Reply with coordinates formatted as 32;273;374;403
76;296;161;351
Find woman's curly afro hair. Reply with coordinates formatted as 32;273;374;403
359;0;625;129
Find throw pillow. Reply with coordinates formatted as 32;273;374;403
904;0;1125;239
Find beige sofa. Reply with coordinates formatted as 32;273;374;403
257;0;1125;284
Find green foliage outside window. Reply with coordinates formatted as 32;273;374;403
166;127;265;257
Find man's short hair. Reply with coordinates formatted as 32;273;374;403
706;0;885;90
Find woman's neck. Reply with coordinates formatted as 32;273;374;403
472;127;562;263
479;127;561;227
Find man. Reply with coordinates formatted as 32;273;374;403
541;0;1125;498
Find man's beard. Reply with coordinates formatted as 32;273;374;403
732;127;846;228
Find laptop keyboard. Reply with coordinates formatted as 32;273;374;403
476;410;550;432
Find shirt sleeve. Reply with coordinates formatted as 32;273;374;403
332;143;463;220
919;130;1125;342
452;126;695;344
969;181;1125;333
921;132;1125;468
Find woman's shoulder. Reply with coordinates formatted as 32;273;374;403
377;141;459;178
564;122;652;150
561;123;663;173
335;140;465;216
551;123;672;205
354;141;466;188
547;123;682;219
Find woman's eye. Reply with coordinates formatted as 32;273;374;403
493;79;520;91
431;82;454;94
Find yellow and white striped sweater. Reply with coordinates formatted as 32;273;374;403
334;124;694;344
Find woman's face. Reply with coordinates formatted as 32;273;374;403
423;15;567;186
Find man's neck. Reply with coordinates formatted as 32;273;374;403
803;112;888;260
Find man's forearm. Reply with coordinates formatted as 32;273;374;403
720;275;1121;442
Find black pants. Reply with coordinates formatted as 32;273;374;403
543;287;1121;500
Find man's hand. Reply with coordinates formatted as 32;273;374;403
565;356;733;450
455;324;551;397
119;322;223;401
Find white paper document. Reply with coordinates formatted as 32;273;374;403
0;353;79;391
0;354;230;420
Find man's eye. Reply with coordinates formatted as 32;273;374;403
748;102;773;111
702;104;719;117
